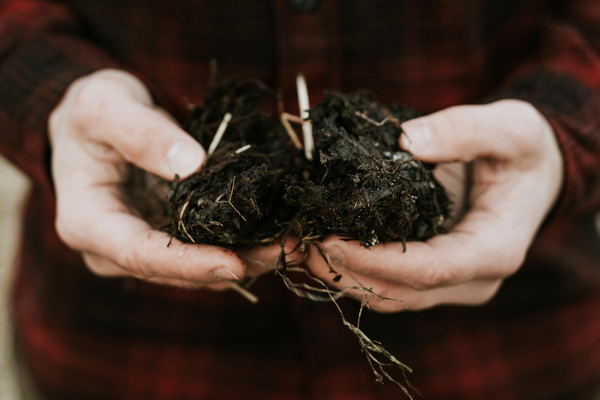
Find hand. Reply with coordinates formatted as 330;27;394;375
49;69;285;289
305;100;564;312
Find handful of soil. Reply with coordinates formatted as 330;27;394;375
167;79;449;251
162;78;450;397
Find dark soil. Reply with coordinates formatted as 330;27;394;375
167;79;295;247
162;78;451;396
167;79;450;251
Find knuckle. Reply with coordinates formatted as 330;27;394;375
69;80;111;131
120;118;154;158
69;72;140;133
497;100;547;149
506;99;539;123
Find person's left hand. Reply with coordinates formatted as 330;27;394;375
304;100;563;312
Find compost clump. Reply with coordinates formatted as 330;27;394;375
164;78;450;397
168;79;449;251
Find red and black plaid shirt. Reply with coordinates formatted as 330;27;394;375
2;0;600;399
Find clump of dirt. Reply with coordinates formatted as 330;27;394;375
284;93;447;249
167;80;449;250
163;78;451;398
167;79;297;247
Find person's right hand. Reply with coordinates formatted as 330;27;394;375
49;69;284;290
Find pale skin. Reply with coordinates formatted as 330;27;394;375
306;99;564;312
50;69;564;310
49;69;291;290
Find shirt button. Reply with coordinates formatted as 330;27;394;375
291;0;318;13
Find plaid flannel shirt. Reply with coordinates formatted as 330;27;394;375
2;0;600;399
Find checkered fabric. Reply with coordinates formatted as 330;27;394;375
2;1;600;399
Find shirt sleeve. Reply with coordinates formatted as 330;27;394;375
489;0;600;218
0;0;121;189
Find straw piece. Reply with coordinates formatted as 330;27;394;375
296;74;313;160
207;112;232;156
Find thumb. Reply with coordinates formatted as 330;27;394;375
105;101;206;180
64;69;206;180
399;100;543;163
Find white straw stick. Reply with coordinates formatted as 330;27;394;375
235;144;252;154
296;74;313;160
207;112;232;156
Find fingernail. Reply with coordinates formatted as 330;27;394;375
326;246;346;267
167;140;204;177
211;266;241;281
400;120;432;153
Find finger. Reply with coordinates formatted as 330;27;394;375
52;126;244;285
103;215;246;283
399;100;548;163
318;205;529;291
89;100;205;180
329;171;549;291
344;276;502;313
306;245;502;312
56;184;247;283
70;72;205;180
144;276;231;291
82;252;232;290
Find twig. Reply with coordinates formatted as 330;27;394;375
276;266;346;302
207;112;232;156
324;281;414;398
314;244;413;395
228;176;247;222
280;112;304;150
316;244;341;278
356;111;390;127
250;198;260;215
195;221;214;234
226;281;259;303
281;112;304;124
296;74;314;160
179;200;190;220
177;192;196;243
381;108;401;128
178;222;195;243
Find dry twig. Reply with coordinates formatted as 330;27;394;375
228;176;247;222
